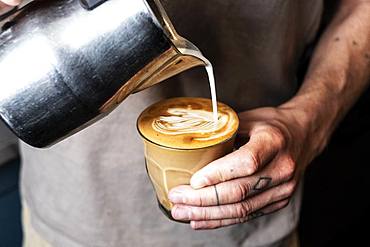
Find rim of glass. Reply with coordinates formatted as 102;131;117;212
136;118;239;151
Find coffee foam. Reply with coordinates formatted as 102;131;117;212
138;97;239;149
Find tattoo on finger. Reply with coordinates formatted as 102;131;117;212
214;185;220;206
253;177;272;191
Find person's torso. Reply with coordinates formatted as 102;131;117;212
162;0;323;111
20;1;323;246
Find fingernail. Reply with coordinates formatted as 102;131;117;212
172;206;189;220
190;176;207;189
168;190;184;203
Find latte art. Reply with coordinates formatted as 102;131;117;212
138;97;239;149
153;108;228;141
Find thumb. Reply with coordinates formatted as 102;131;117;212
190;131;280;189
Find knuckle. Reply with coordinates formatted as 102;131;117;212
267;126;286;148
235;205;248;219
284;181;297;197
280;156;296;181
238;200;252;218
235;181;252;201
199;208;210;220
241;148;260;174
255;125;286;148
198;194;207;207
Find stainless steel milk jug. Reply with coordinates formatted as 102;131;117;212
0;0;206;148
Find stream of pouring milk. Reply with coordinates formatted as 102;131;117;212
151;50;221;138
179;48;219;124
205;62;218;124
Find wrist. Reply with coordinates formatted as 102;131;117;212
279;88;340;158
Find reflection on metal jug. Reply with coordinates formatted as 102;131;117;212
0;0;206;148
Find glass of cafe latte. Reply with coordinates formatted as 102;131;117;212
137;97;239;222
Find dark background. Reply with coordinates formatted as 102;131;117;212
299;88;370;246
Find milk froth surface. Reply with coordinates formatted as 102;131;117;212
138;97;239;149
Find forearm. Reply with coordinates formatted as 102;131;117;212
282;0;370;154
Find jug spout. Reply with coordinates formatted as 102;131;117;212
133;0;209;91
99;40;207;113
100;0;208;112
132;44;206;93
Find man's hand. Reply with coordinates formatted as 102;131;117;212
168;105;319;230
169;0;370;230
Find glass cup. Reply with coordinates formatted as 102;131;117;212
137;101;239;222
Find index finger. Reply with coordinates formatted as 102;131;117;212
190;130;281;189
